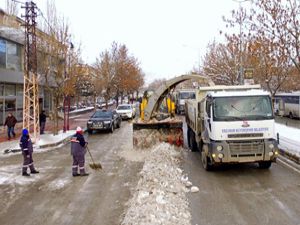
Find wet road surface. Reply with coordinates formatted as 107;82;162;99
0;121;142;225
182;119;300;225
1;117;300;225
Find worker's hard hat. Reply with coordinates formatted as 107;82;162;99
76;126;83;133
22;129;29;135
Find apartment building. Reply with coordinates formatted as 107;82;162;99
0;9;52;125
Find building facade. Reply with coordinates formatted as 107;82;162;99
0;9;52;125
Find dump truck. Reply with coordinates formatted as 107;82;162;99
185;85;279;170
175;89;196;114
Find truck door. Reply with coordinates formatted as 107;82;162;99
203;99;212;142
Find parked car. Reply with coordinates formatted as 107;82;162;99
116;104;136;119
87;110;121;134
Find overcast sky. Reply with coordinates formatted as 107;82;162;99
1;0;245;84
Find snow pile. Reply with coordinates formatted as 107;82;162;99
133;128;183;149
121;143;191;225
48;178;71;191
275;123;300;158
136;117;181;124
37;130;74;146
133;129;164;149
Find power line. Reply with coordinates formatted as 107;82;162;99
10;0;25;5
10;0;56;35
36;7;56;34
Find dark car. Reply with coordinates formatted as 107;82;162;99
87;110;121;134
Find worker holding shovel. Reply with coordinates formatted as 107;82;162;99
70;127;89;177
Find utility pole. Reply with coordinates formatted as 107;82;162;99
63;42;74;132
233;0;249;85
22;1;40;142
238;1;244;85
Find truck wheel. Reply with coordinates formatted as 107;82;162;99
189;130;198;152
187;127;191;148
201;145;213;171
258;161;272;169
289;112;294;119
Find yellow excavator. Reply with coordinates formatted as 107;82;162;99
133;74;214;149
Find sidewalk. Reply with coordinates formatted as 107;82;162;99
1;108;95;155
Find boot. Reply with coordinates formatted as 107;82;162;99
31;170;39;174
22;172;30;176
72;173;80;177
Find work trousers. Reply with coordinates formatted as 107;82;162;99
72;154;86;175
22;153;35;173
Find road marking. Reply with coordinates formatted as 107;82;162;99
69;115;82;119
277;157;300;174
74;119;88;121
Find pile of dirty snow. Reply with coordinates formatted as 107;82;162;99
121;143;191;225
133;128;183;149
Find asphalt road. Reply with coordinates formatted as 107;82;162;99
1;118;300;225
0;121;142;225
181;117;300;225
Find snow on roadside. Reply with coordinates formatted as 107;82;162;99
121;143;191;225
0;130;75;158
275;123;300;158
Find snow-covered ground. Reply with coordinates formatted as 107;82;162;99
121;143;193;225
275;123;300;158
70;106;94;113
0;130;76;157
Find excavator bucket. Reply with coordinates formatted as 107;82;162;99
132;119;183;149
132;74;214;149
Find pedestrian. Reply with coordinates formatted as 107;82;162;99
39;110;47;134
20;129;39;176
4;113;17;140
70;126;89;177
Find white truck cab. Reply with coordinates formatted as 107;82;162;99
185;85;279;170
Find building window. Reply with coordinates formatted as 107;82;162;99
0;39;6;68
0;83;4;96
44;90;50;108
5;99;16;111
5;84;16;96
7;42;22;71
16;84;23;96
17;84;24;96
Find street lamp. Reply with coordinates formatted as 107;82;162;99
63;42;74;132
233;0;250;85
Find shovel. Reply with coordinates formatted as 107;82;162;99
86;146;102;170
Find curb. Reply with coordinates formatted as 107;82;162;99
278;148;300;164
3;129;87;155
37;134;74;149
276;148;300;174
276;155;300;174
69;108;94;116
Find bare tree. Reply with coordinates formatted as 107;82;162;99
95;42;144;107
250;0;300;74
220;0;298;97
5;0;19;16
37;0;80;134
202;40;239;85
